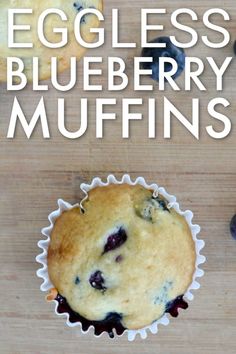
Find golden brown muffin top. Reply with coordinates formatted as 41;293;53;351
48;184;196;329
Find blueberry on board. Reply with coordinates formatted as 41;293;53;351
103;228;127;254
152;196;170;212
230;214;236;240
141;36;185;81
89;270;107;292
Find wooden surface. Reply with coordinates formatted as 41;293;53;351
0;0;236;353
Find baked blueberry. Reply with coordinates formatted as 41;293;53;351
136;197;169;222
89;270;107;291
115;255;123;263
73;2;86;23
165;295;188;317
73;2;83;11
152;196;169;212
154;281;173;305
230;214;236;240
73;2;96;24
141;36;185;81
74;276;80;285
103;228;127;254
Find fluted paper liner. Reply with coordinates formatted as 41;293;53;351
36;174;206;341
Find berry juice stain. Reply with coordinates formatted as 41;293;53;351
55;294;126;338
165;295;188;317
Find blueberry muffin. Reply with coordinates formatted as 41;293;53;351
47;184;196;337
0;0;103;81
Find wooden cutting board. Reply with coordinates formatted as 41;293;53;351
0;0;236;353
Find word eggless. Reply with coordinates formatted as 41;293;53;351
5;8;234;140
8;8;231;49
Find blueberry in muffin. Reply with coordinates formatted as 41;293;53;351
47;184;196;336
141;36;185;81
73;2;96;23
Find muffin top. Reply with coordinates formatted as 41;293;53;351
0;0;103;81
47;184;196;330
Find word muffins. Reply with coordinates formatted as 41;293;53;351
37;176;205;340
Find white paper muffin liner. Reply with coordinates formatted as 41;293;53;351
36;174;206;341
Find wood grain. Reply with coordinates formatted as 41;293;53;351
0;1;236;353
